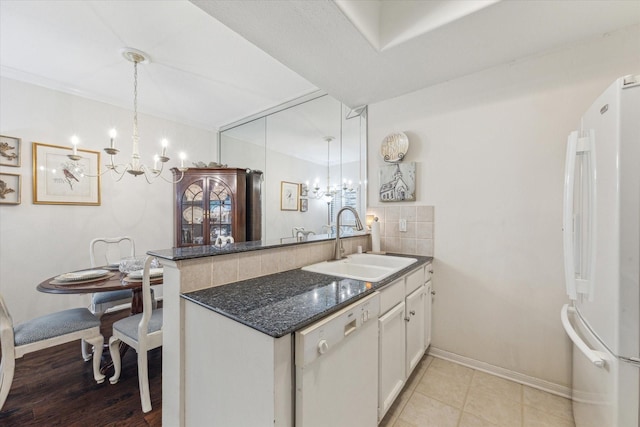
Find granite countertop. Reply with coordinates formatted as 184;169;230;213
181;254;432;338
147;233;367;261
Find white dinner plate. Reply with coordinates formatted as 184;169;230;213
54;269;109;282
127;268;164;280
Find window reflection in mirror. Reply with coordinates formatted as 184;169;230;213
219;94;367;244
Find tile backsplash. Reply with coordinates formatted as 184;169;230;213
367;205;434;257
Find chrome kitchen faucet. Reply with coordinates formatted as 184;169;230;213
333;206;364;261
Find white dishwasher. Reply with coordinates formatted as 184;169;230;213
295;292;380;427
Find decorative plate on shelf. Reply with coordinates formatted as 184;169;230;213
183;206;204;224
380;132;409;162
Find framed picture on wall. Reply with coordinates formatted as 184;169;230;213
32;142;101;205
0;135;21;167
280;181;299;211
379;162;416;202
0;172;21;204
299;182;308;197
300;198;308;212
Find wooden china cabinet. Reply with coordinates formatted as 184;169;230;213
172;168;262;247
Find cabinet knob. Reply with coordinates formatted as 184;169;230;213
409;310;416;316
431;290;436;295
404;316;411;322
317;339;329;355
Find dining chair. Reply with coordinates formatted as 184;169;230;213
0;293;105;410
108;255;163;413
89;236;136;315
88;236;159;311
80;236;136;361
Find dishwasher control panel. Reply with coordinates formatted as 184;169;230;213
295;292;381;367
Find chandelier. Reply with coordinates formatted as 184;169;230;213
68;47;186;183
307;137;338;203
305;136;356;203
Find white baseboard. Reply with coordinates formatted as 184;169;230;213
428;347;572;399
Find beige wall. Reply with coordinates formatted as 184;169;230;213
367;25;640;389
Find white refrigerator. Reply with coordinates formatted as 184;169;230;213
561;74;639;427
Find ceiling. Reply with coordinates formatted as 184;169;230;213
0;0;316;131
1;0;639;132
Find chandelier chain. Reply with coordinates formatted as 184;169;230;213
133;60;138;140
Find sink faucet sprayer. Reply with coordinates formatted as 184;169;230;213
333;207;364;260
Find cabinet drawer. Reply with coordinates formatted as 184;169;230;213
379;278;404;314
405;267;424;294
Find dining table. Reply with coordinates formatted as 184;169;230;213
37;266;163;374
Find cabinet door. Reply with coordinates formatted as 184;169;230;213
208;177;233;243
424;281;432;351
405;285;425;377
378;301;406;422
179;180;206;246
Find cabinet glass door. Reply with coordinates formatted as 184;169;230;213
208;178;233;242
181;182;205;245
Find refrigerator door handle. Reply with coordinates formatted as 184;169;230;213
561;304;605;368
563;131;578;300
563;130;597;301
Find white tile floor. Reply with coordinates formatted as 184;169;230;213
380;356;575;427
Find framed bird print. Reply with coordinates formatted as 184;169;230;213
280;181;298;211
32;142;101;205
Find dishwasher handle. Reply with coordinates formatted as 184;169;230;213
561;304;605;368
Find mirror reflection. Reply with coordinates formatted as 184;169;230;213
219;94;367;243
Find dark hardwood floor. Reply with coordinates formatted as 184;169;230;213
0;309;162;426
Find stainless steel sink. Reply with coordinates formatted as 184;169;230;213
302;254;417;282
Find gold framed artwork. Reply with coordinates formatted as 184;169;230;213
0;172;21;204
280;181;299;211
0;135;21;167
32;142;101;205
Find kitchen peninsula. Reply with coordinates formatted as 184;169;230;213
149;235;431;426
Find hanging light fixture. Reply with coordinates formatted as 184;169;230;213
68;47;187;183
307;136;339;203
304;136;357;202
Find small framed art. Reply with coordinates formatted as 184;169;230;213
300;198;308;212
0;135;21;167
299;183;308;197
0;172;21;204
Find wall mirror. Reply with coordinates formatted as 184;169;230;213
219;93;367;244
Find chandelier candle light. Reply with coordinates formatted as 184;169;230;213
68;47;187;183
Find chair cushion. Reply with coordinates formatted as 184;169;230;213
92;289;133;305
113;308;163;341
14;308;100;346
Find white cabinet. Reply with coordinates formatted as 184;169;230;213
424;262;434;351
378;263;433;422
405;285;426;376
378;300;406;420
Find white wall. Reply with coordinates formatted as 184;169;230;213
0;77;216;323
368;25;640;388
